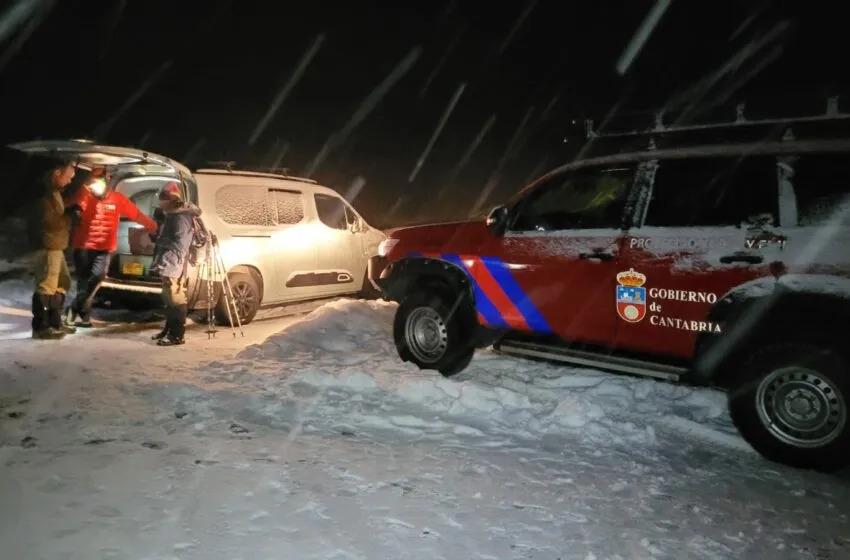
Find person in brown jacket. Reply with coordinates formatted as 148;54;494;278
29;157;78;339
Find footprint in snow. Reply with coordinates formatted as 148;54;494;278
85;438;117;445
91;505;122;518
229;423;251;437
368;516;415;532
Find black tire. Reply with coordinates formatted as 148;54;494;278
728;343;850;472
215;272;260;326
393;289;476;378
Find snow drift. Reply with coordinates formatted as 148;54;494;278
5;289;850;559
211;299;745;452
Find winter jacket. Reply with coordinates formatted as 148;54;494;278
66;188;157;252
29;188;72;251
150;202;202;279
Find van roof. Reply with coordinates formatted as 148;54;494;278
194;168;318;184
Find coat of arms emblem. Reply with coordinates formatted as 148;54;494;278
616;268;647;323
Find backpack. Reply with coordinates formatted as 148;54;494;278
187;215;209;266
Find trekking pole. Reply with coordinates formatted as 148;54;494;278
207;234;243;338
217;248;245;337
203;250;217;339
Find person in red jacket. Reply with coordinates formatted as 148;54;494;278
64;167;158;327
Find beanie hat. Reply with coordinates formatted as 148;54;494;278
159;182;182;200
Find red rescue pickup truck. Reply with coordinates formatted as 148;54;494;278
370;116;850;472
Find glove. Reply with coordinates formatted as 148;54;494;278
153;208;165;222
149;232;158;243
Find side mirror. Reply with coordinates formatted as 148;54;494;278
485;205;509;234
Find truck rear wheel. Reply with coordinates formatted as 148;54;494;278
393;290;475;378
728;342;850;472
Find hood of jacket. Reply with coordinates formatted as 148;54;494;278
167;202;202;217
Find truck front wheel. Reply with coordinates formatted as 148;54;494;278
393;290;476;378
728;342;850;472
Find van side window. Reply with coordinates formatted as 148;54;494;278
272;189;304;225
215;185;274;226
792;154;850;226
314;194;347;230
511;166;634;231
644;156;778;227
184;177;199;205
344;205;359;229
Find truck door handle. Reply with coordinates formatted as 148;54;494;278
719;253;764;265
579;251;615;261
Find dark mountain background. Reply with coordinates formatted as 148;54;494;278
0;0;846;225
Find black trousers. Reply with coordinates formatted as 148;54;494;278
71;249;113;321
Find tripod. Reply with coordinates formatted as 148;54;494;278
198;233;245;339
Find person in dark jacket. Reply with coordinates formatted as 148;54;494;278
149;182;202;346
29;157;78;339
64;167;157;327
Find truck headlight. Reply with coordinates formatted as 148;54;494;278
377;238;399;257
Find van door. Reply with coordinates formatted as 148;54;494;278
210;184;280;302
268;188;320;302
310;193;363;297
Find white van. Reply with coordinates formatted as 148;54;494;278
10;140;387;324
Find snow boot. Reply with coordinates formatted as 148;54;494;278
157;304;187;346
32;327;66;340
66;296;95;328
63;307;77;326
157;336;186;346
50;293;76;334
32;293;65;340
151;326;169;340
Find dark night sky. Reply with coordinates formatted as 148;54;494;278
0;0;846;226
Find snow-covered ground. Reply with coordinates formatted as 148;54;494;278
1;273;850;559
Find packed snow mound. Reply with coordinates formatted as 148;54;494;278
231;299;744;452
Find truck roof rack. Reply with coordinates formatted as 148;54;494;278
197;161;318;184
584;96;850;141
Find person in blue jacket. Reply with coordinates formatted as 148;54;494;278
149;182;202;346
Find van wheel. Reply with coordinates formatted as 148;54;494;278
393;290;475;378
215;272;260;326
728;343;850;472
